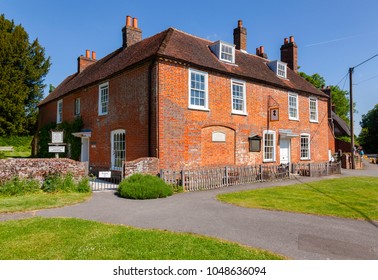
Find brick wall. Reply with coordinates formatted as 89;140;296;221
0;158;87;183
38;62;156;168
157;60;330;169
123;157;159;177
38;58;330;171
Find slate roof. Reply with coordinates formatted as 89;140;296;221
40;27;327;106
332;111;351;137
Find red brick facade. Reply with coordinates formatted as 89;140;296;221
37;18;332;171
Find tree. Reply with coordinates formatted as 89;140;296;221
359;104;378;153
0;14;50;136
299;72;351;123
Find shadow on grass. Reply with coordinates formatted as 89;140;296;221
294;177;378;228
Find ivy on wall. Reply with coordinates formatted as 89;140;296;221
37;117;83;160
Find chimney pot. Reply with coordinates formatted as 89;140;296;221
126;16;132;27
238;20;243;28
92;51;96;60
259;46;264;54
133;17;138;28
280;35;298;72
122;15;142;48
256;47;260;55
85;49;90;58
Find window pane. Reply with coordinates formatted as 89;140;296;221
264;132;275;161
289;94;297;119
190;71;207;108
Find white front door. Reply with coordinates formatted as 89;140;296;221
81;137;89;162
280;138;290;164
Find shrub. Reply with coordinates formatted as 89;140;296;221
77;177;90;193
41;174;60;193
0;177;40;196
41;174;91;193
118;174;173;200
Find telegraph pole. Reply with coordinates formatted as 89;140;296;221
348;53;378;169
349;67;355;169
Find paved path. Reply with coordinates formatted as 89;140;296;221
1;162;377;260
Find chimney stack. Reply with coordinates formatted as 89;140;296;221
233;20;247;51
122;15;142;48
322;86;334;128
256;45;268;59
77;49;97;73
280;36;298;72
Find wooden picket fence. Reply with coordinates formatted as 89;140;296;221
160;164;289;192
291;162;341;177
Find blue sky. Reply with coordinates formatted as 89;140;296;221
1;0;378;134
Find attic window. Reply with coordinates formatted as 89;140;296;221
268;60;287;79
210;41;235;64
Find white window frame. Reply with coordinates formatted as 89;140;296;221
98;82;109;116
111;129;126;171
277;61;287;79
300;133;311;160
288;92;299;120
263;130;276;162
220;42;235;63
74;98;80;116
188;69;209;111
57;99;63;124
231;79;247;115
309;97;318;122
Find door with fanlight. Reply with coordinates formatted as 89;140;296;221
111;129;126;170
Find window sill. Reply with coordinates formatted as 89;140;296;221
300;158;311;161
188;106;210;112
289;118;299;121
310;120;318;123
263;160;276;163
231;111;248;116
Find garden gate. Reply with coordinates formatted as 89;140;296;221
88;165;122;191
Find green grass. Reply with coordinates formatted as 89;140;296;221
217;177;378;221
0;217;284;260
0;136;32;158
0;192;92;213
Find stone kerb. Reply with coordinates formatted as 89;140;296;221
0;158;86;184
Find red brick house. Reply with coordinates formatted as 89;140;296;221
37;16;332;171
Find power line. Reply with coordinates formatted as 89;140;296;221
352;53;378;69
336;71;349;87
354;73;378;85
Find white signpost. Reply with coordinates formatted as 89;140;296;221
49;130;66;158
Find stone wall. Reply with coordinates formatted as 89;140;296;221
123;157;159;177
0;158;87;183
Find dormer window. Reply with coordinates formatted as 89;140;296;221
268;60;287;79
210;41;235;64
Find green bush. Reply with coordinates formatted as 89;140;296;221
0;177;40;196
41;174;90;193
118;174;173;200
0;174;91;196
77;177;90;193
41;174;60;193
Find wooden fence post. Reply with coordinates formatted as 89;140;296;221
225;166;229;187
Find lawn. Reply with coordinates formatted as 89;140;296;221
0;217;284;260
0;192;92;213
217;177;378;221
